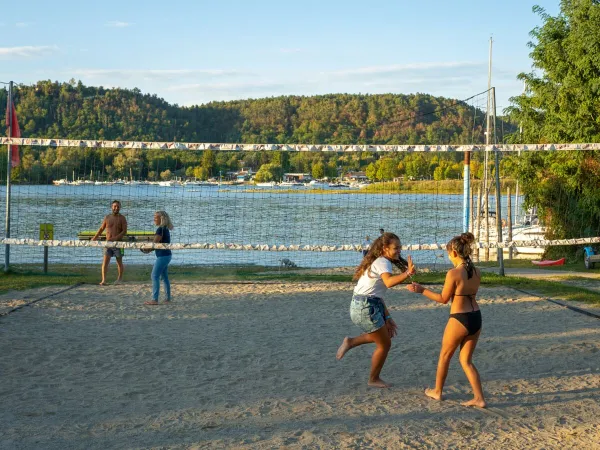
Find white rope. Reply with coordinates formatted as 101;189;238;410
2;137;600;153
2;237;599;251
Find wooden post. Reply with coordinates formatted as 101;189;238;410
483;185;491;261
507;186;513;260
43;246;48;273
474;184;482;262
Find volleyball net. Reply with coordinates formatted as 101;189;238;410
1;136;599;270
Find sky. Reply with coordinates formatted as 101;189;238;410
1;0;561;113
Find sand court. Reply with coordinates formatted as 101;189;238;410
1;281;600;449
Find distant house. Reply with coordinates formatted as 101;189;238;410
283;173;312;182
344;171;368;182
235;168;254;182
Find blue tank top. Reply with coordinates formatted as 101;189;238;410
155;227;172;257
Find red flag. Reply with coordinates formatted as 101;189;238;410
5;99;21;167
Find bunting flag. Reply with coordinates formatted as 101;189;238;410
5;98;21;167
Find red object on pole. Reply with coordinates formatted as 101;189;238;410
5;99;21;167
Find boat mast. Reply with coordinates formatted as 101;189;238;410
484;37;493;261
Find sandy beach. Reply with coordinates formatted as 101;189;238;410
1;281;600;449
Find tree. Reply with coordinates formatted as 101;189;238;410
254;163;283;182
193;166;209;180
365;162;377;180
202;150;215;175
506;1;600;256
506;1;600;143
376;158;398;181
312;161;325;180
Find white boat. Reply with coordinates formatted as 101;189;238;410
306;180;328;188
52;179;68;185
185;180;219;187
256;182;277;187
474;209;546;256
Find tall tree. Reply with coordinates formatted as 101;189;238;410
506;1;600;254
506;1;600;143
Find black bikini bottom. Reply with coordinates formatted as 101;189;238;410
449;310;482;336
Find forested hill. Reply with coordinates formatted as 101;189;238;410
1;80;499;145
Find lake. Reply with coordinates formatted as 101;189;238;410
0;184;513;268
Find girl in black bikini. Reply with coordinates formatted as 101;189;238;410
407;232;486;408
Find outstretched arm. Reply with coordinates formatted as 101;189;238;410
380;255;416;288
407;270;456;304
92;218;107;241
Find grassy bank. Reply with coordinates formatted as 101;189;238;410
234;179;519;195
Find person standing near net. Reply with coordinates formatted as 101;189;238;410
361;235;371;257
336;232;416;388
406;232;486;408
92;200;127;286
143;211;174;305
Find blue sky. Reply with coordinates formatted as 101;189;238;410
1;0;560;112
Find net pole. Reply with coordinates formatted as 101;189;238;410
463;151;470;232
492;87;505;276
4;81;13;273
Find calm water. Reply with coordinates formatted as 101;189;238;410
0;184;513;268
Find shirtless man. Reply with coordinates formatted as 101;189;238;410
92;200;128;285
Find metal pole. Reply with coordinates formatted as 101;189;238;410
469;181;474;233
4;81;13;273
463;151;470;232
492;87;505;276
515;170;520;223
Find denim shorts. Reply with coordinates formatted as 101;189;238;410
350;294;386;333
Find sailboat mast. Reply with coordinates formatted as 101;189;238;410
484;37;493;261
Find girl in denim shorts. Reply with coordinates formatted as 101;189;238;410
336;232;416;388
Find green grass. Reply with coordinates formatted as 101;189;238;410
2;263;599;305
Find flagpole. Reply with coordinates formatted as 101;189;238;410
4;80;13;272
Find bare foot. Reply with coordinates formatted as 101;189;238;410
368;378;390;388
336;337;351;360
113;280;122;285
425;388;442;401
144;301;159;305
461;398;487;408
99;281;106;286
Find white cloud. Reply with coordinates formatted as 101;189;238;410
328;61;484;77
105;21;134;28
15;22;31;28
0;45;58;59
69;68;245;81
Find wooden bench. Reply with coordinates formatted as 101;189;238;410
77;231;156;242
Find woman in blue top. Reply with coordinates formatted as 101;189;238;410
144;210;174;305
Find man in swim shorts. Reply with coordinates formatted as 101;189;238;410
92;200;128;285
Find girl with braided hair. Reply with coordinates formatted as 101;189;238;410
336;232;416;388
407;232;486;407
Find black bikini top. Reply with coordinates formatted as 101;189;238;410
453;265;480;311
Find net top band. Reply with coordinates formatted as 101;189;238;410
2;138;599;153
